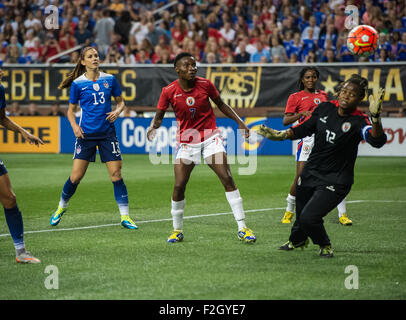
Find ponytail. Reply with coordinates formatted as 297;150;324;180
58;46;95;90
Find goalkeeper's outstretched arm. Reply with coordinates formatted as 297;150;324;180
366;88;387;148
257;125;295;141
368;88;385;138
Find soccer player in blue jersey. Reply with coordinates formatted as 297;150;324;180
0;68;43;263
50;47;138;229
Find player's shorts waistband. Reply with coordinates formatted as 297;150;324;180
178;133;221;149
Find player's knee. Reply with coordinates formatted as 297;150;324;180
70;174;83;184
298;213;318;227
2;191;17;208
173;184;186;198
109;170;122;182
221;175;235;191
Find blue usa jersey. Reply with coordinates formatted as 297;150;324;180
69;72;122;136
0;84;6;111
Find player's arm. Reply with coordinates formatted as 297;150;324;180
106;95;125;122
365;88;387;148
258;106;319;141
257;125;294;141
212;96;249;139
67;103;84;139
0;108;44;146
147;108;166;141
368;88;385;138
147;87;168;141
283;111;312;126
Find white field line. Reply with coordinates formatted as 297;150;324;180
0;200;404;238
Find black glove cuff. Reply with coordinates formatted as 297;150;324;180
371;115;381;124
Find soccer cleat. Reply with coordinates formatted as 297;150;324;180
16;251;41;264
50;206;67;226
167;230;184;243
319;245;334;258
339;213;353;226
279;238;309;250
281;211;294;224
279;241;295;251
120;215;138;229
238;227;256;243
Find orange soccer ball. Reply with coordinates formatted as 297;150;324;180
347;25;379;57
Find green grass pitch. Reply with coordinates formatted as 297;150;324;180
0;154;405;300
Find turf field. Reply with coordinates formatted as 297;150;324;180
0;153;405;300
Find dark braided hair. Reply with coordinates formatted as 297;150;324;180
298;67;320;90
336;74;369;99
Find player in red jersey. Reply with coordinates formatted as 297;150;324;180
147;52;256;243
281;67;352;226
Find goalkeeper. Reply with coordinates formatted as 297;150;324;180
258;74;387;258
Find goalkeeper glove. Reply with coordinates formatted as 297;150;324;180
368;88;385;124
257;125;288;141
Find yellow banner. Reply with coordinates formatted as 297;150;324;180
0;117;60;153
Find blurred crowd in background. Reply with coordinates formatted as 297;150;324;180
0;0;405;66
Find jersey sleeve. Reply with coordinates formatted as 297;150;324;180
69;81;79;104
0;85;6;110
290;103;321;139
284;94;298;114
157;87;170;111
207;79;220;100
361;118;387;148
111;76;122;97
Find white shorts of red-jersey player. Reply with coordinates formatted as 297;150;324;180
175;133;226;164
296;134;315;162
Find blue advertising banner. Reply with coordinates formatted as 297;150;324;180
59;116;292;156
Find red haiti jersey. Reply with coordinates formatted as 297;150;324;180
157;77;220;143
285;90;328;124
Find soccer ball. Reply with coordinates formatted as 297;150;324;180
347;25;379;57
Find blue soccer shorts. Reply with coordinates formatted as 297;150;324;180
73;135;122;163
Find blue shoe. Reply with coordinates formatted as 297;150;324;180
167;230;184;243
121;215;138;229
50;206;67;226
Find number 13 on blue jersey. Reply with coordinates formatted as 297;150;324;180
92;92;105;105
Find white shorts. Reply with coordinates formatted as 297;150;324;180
175;134;226;164
296;134;314;162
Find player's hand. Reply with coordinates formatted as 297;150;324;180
299;111;312;118
368;88;385;123
22;131;44;146
147;127;156;141
73;124;84;139
106;110;120;123
238;122;250;140
257;125;288;141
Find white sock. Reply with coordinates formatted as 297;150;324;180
286;194;296;213
16;247;26;256
337;198;347;218
59;198;69;209
118;204;129;216
171;199;185;231
226;189;247;231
